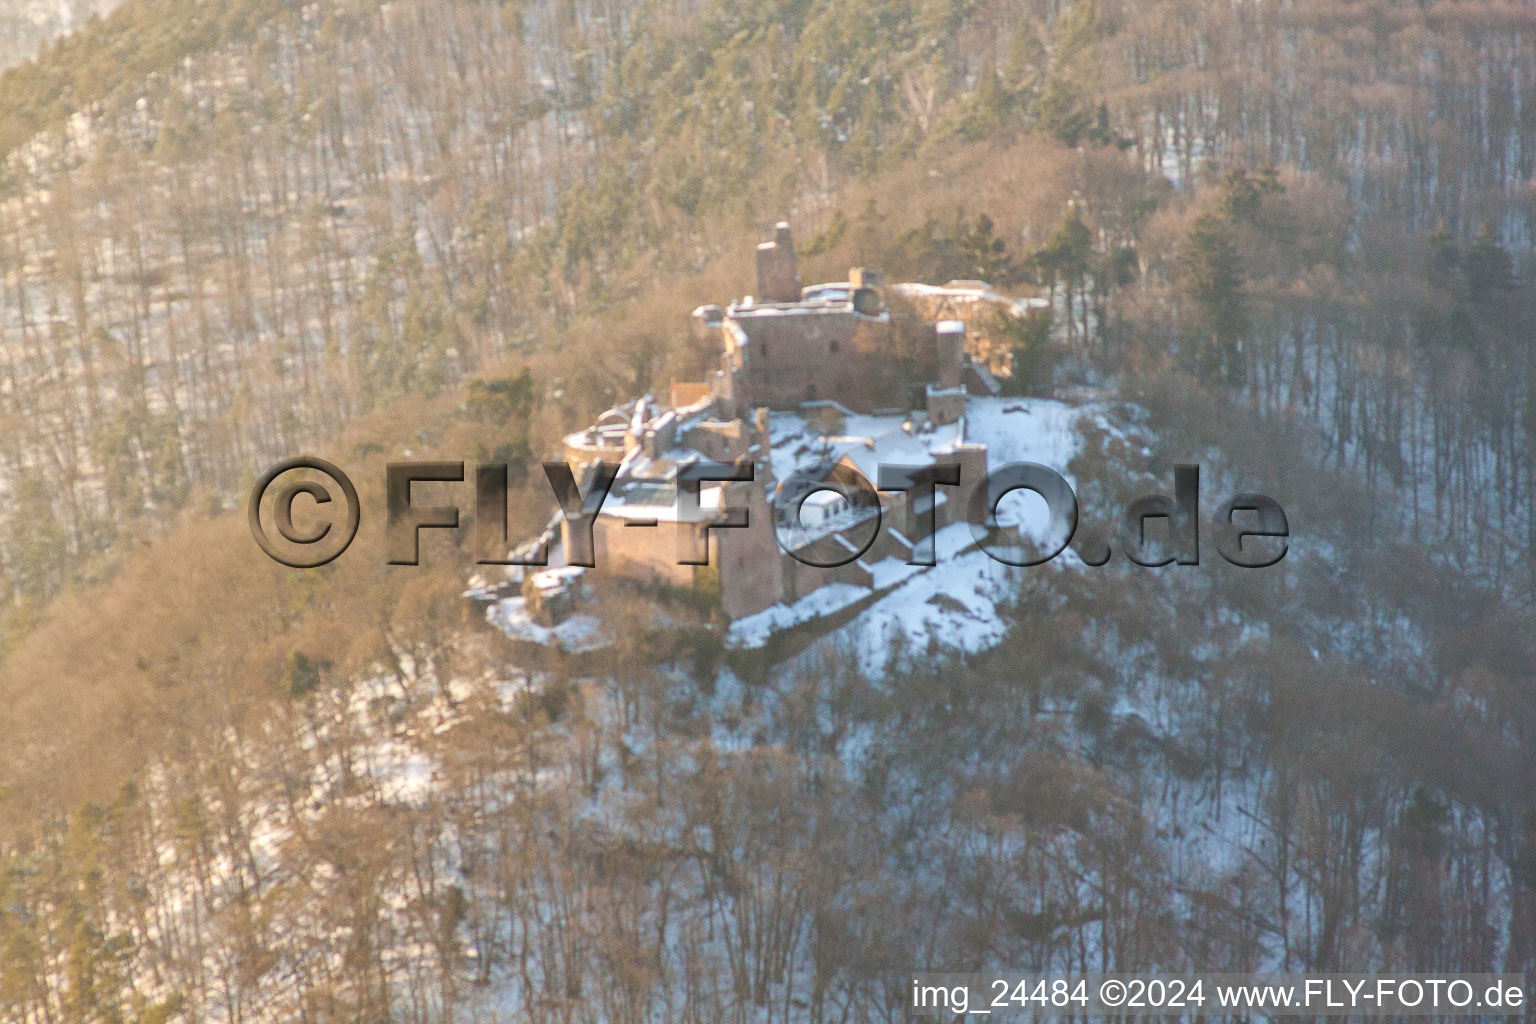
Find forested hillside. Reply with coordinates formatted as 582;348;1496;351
0;0;1534;1019
0;0;118;75
4;0;1536;609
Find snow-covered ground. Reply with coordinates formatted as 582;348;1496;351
962;395;1083;468
726;581;870;648
730;395;1096;668
487;597;610;652
827;523;1017;674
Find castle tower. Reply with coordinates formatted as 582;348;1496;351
755;221;802;303
937;320;965;389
